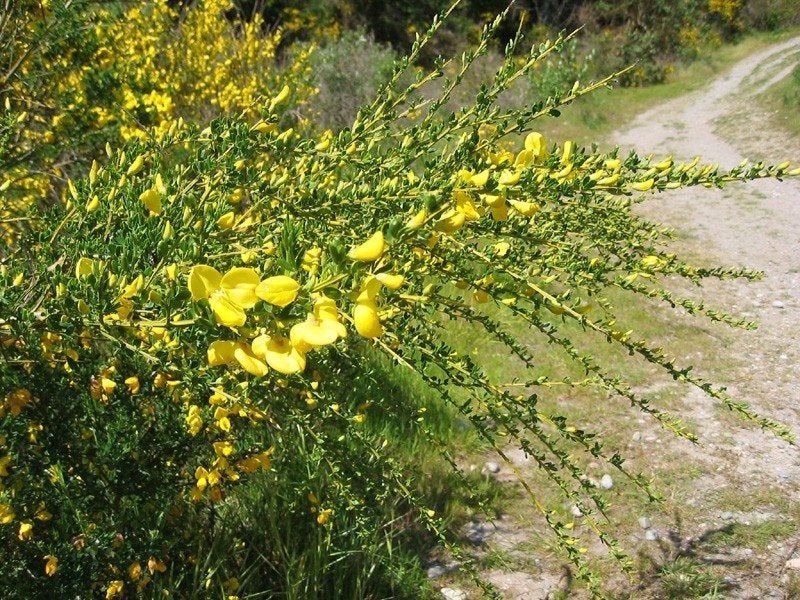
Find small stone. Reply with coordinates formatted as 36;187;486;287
632;431;643;442
785;557;800;571
638;516;651;530
600;474;614;489
440;587;468;600
571;505;583;518
427;562;459;579
484;461;501;474
772;300;785;309
427;565;447;579
721;511;734;521
645;530;659;541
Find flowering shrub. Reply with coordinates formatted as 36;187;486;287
0;0;314;246
2;4;799;598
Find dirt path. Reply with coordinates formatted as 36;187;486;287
604;36;800;598
613;35;800;490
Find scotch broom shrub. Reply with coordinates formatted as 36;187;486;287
2;3;798;598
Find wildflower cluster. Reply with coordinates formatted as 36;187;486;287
1;4;798;598
0;0;314;245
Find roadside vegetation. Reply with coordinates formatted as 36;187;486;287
2;2;799;598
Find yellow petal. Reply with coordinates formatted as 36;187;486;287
498;170;520;186
233;345;269;377
480;193;505;208
490;203;508;221
220;268;260;308
433;210;465;233
127;155;145;175
209;291;246;327
253;335;306;374
255;275;300;308
356;276;382;303
353;302;382;338
524;132;547;160
348;230;385;262
630;178;654;192
217;211;236;229
290;317;339;348
454;191;482;221
139;188;162;215
509;200;540;216
75;257;94;279
469;169;490;188
375;273;405;290
406;209;427;230
207;341;238;366
188;265;222;300
561;140;574;164
514;149;535;168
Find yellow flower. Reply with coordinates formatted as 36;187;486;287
139;188;162;215
75;257;94;279
189;266;260;327
290;301;347;348
255;275;300;308
348;230;385;262
374;273;405;290
233;344;269;377
127;155;145;175
469;169;490;188
317;508;333;525
433;210;465;233
147;556;166;574
188;265;223;300
207;340;239;366
128;562;142;581
213;441;234;457
353;302;382;338
498;169;520;186
508;200;539;216
220;268;260;308
44;555;58;577
0;503;14;524
524;131;547;161
124;376;140;394
186;405;203;436
454;191;482;221
252;335;306;374
406;209;427;230
0;455;10;476
18;521;33;541
164;264;178;281
630;178;655;192
106;579;124;599
217;211;236;229
100;377;117;395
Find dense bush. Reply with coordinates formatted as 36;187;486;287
0;0;314;246
2;2;799;599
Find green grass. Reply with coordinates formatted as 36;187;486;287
767;62;800;136
656;557;727;599
701;520;797;552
